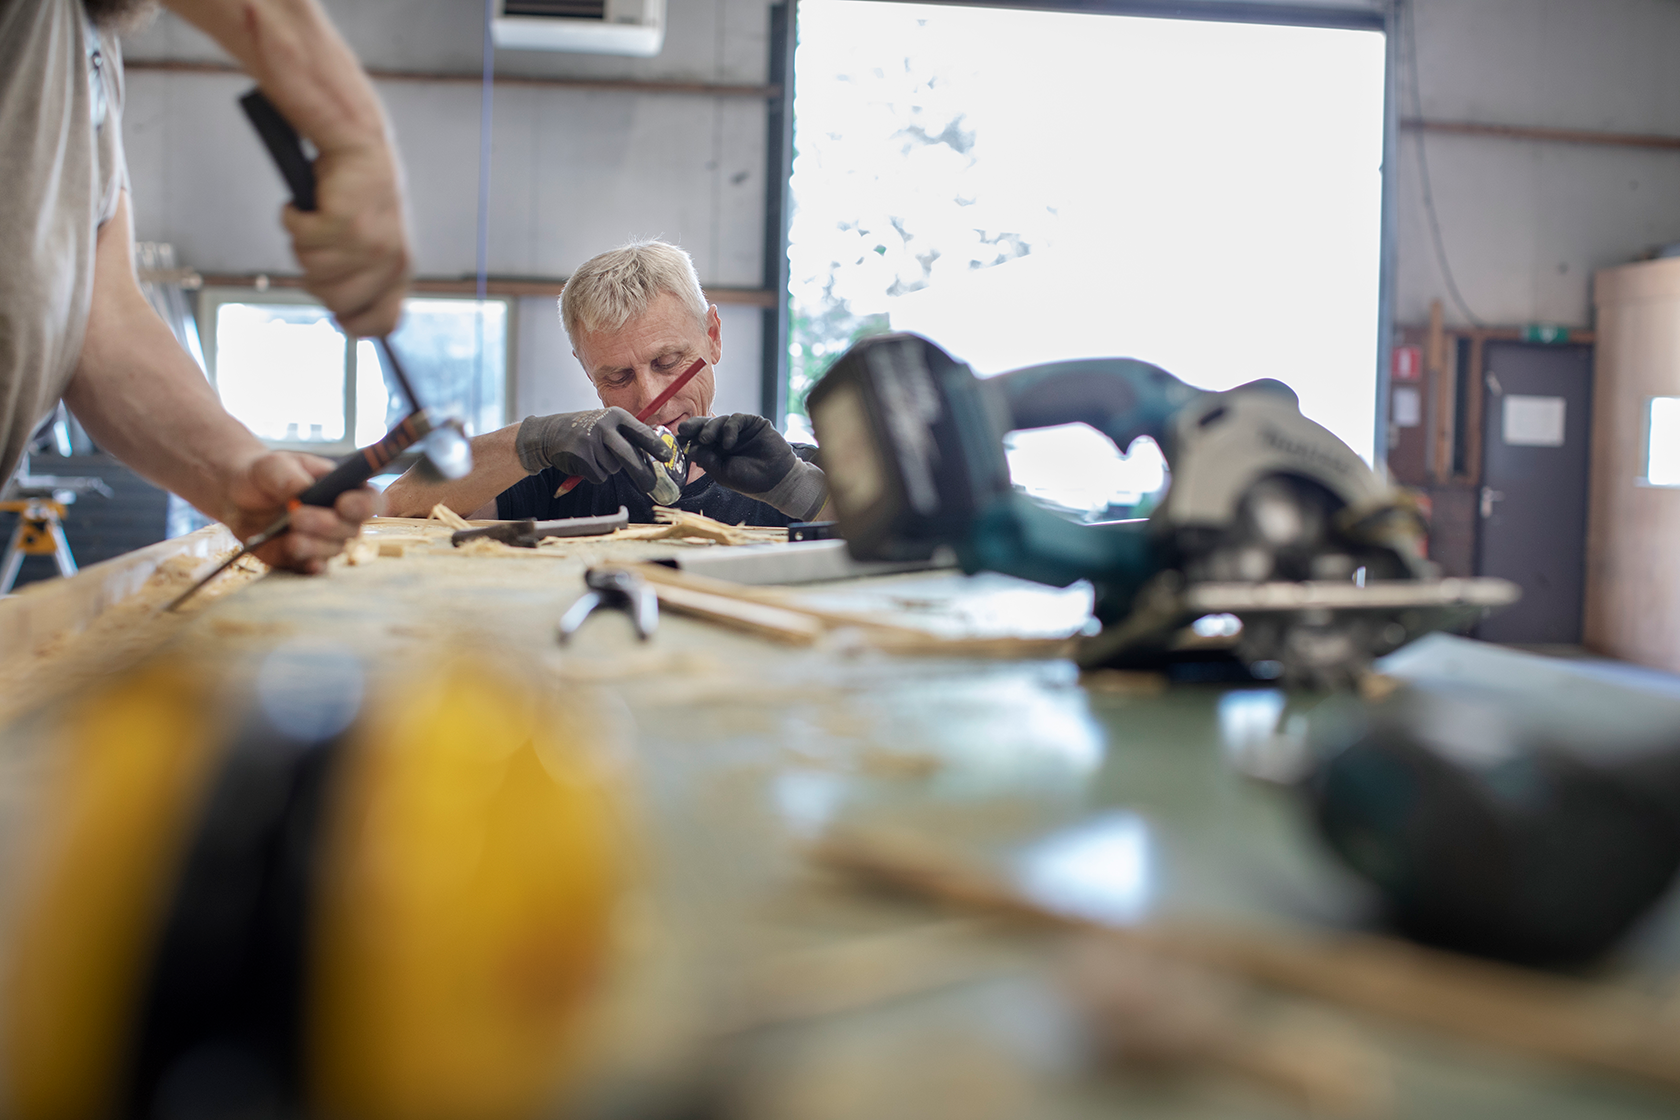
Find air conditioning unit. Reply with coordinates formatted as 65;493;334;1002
492;0;665;57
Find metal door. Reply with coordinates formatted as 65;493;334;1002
1475;342;1593;644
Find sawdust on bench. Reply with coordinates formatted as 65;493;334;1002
0;549;266;725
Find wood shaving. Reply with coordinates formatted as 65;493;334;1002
857;746;944;778
608;525;685;543
341;538;381;566
453;536;532;557
654;507;755;545
1358;672;1401;702
428;503;473;530
601;508;785;547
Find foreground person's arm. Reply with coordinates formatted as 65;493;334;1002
163;0;410;336
64;193;374;573
382;426;527;519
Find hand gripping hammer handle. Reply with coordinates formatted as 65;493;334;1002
163;409;441;612
239;88;424;399
294;409;439;509
166;91;434;611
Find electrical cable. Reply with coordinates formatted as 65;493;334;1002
1403;0;1483;327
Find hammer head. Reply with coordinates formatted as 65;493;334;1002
414;420;474;483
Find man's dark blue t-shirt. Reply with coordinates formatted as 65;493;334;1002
495;444;818;526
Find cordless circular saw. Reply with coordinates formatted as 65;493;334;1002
806;333;1518;687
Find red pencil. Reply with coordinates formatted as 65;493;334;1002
553;356;708;498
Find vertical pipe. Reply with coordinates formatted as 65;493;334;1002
1427;298;1452;481
474;0;497;434
760;0;797;426
1372;0;1401;471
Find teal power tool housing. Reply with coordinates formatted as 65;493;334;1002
807;334;1517;686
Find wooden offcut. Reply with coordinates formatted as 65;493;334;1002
813;828;1680;1094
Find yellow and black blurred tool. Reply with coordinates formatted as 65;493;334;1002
3;651;626;1120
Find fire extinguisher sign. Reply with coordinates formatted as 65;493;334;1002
1392;345;1423;382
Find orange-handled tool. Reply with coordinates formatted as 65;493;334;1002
163;402;457;612
553;356;709;498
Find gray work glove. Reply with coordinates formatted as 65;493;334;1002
515;408;671;490
677;413;828;520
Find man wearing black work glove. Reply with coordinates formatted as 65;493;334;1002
678;413;831;522
383;240;824;525
514;407;671;492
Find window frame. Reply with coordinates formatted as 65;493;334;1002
764;0;1398;459
196;286;517;457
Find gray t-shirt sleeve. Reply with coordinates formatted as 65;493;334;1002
0;0;130;483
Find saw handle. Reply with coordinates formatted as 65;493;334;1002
290;411;435;511
239;89;318;212
986;358;1202;456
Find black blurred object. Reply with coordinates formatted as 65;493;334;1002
239;90;317;211
127;704;342;1119
1305;643;1680;965
787;520;837;542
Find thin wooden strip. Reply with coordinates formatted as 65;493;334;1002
632;563;1076;658
631;563;922;636
648;583;825;645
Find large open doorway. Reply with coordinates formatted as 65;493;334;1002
786;1;1386;516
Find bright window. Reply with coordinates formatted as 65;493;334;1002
1647;397;1680;486
788;2;1386;514
212;302;346;443
201;291;511;455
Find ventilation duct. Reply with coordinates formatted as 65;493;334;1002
492;0;665;57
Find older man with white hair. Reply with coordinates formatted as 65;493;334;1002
384;240;830;526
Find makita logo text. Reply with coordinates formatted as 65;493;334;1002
1259;425;1350;475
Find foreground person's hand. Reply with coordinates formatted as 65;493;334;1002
677;413;829;520
515;409;672;491
282;140;411;337
222;452;379;574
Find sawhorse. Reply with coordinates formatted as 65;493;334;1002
0;499;76;594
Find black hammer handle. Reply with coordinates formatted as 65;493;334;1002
239;89;317;212
290;411;436;510
237;86;435;511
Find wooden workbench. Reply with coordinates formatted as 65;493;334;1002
2;520;1679;1120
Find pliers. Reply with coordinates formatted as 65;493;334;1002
558;567;658;643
